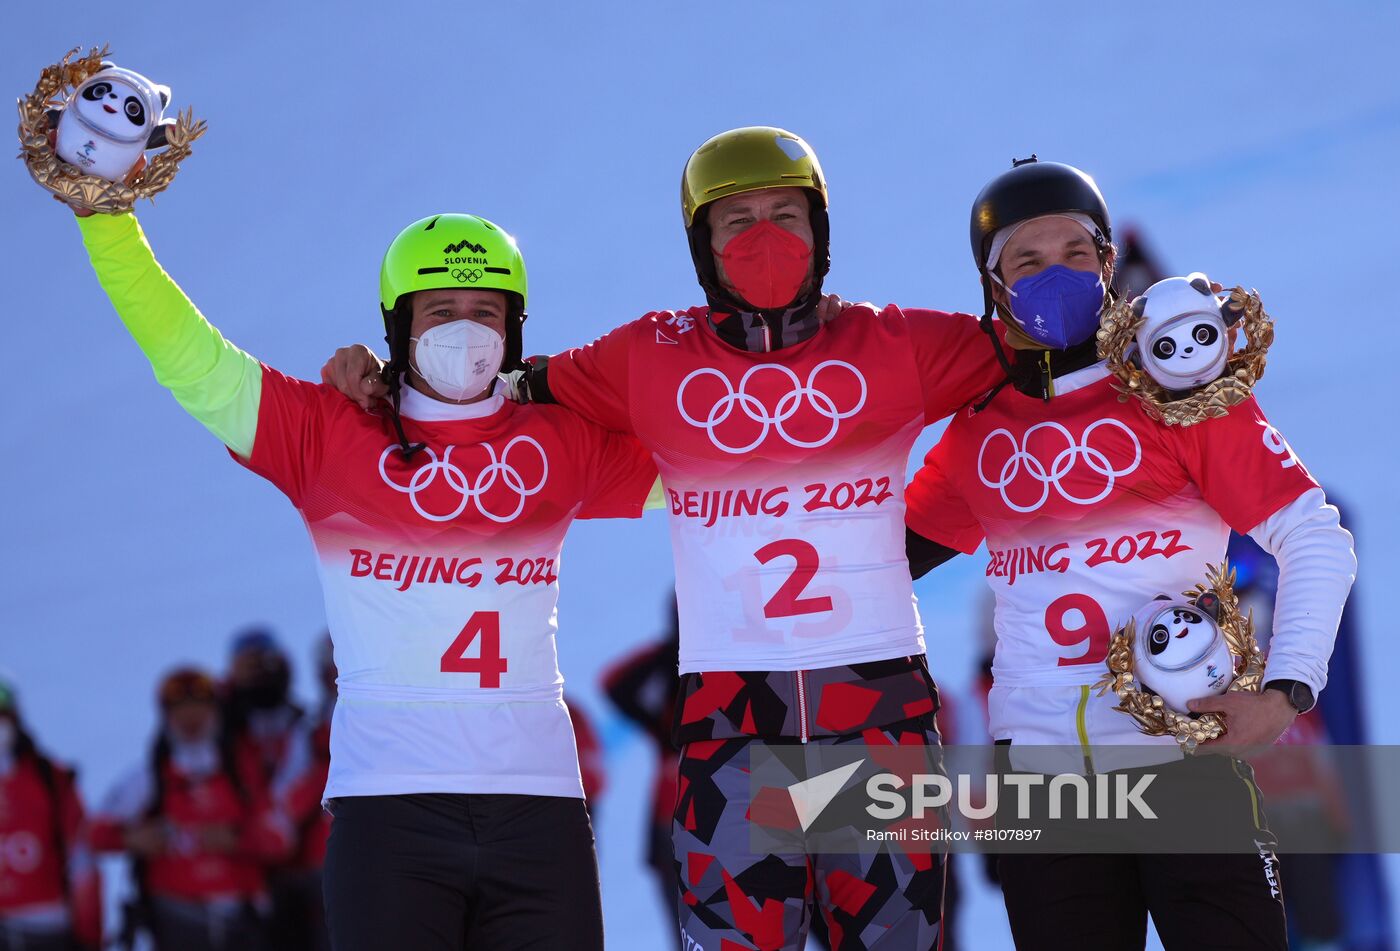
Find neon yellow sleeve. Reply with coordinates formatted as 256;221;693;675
77;213;263;459
644;476;665;511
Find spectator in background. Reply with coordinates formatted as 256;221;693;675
92;668;279;951
225;629;305;786
268;637;336;951
0;678;102;951
1106;225;1168;300
602;600;680;948
225;630;308;951
567;698;606;815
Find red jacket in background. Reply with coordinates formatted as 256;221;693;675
568;699;606;805
0;755;102;947
90;740;280;902
269;715;332;870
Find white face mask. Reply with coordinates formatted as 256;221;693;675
410;319;505;402
169;737;220;777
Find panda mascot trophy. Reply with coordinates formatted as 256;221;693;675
1095;563;1266;751
1096;272;1274;427
18;46;205;214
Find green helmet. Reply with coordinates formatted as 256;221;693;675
378;214;530;458
379;213;530;385
379;213;528;312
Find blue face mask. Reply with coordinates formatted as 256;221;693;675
1003;264;1106;350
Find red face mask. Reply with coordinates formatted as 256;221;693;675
715;219;813;310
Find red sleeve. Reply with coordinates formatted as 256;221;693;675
57;771;103;949
86;816;127;853
569;703;606;802
1173;397;1319;534
232;365;335;508
280;766;326;829
56;768;85;856
232;739;287;862
898;308;1006;424
576;424;658;521
905;434;986;554
545;317;644;433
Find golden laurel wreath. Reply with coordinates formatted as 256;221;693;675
1096;286;1274;428
16;45;207;215
1092;563;1266;752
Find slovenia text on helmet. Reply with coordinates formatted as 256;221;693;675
681;126;830;317
378;213;529;454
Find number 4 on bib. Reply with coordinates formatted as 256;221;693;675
440;611;508;687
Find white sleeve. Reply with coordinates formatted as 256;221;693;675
96;762;156;822
270;720;313;804
1246;487;1356;697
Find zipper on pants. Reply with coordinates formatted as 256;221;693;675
795;669;809;743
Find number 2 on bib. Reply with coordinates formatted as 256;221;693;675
754;539;833;619
1046;593;1110;667
440;611;508;687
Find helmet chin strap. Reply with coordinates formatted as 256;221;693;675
380;302;427;459
978;278;1017;374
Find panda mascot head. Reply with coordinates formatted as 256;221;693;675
1129;591;1235;713
1130;273;1240;392
53;64;174;182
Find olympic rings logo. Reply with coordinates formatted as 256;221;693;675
451;268;483;284
976;419;1141;514
676;361;867;454
377;437;548;523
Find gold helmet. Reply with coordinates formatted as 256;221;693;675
681;126;831;315
681;126;827;227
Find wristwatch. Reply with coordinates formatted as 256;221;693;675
1264;679;1315;714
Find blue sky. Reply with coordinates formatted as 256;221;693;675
5;2;1397;946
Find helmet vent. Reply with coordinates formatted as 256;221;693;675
424;216;440;231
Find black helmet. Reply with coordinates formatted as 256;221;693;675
969;156;1111;273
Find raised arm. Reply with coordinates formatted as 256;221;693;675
77;212;263;458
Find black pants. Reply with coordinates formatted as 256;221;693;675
267;868;330;951
995;751;1288;951
323;793;603;951
998;850;1287;951
0;925;79;951
147;896;266;951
